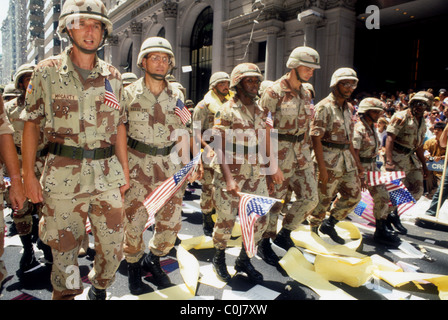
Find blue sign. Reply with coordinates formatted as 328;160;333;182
427;160;445;172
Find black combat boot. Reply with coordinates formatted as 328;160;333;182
87;286;106;300
235;248;263;284
19;234;41;274
319;216;345;244
212;248;232;282
374;219;401;247
202;211;215;237
141;252;172;288
127;261;144;295
387;210;407;234
257;238;280;266
273;228;295;251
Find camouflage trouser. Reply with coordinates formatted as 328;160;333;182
0;193;7;284
309;168;361;227
368;184;390;220
392;153;424;202
264;165;318;239
124;151;185;261
40;189;124;300
124;179;185;261
213;172;269;250
200;163;215;214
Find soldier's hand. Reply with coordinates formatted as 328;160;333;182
8;181;26;211
226;178;240;197
23;174;43;203
385;161;395;171
271;168;284;185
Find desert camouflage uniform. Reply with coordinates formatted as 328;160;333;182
259;76;318;238
193;90;231;215
22;47;127;299
386;109;426;200
0;102;15;284
212;96;270;250
123;77;187;260
353;117;390;219
4;96;46;236
309;93;361;226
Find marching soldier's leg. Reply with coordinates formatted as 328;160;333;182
0;194;7;286
87;188;124;300
200;164;216;236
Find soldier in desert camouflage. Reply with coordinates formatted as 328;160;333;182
353;98;400;246
193;71;233;236
309;68;363;244
384;91;432;234
257;46;320;266
21;0;130;300
0;96;26;287
211;63;272;284
123;37;200;294
4;63;53;274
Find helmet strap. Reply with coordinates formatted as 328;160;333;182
67;28;107;55
294;68;308;83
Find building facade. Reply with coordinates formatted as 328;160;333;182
105;0;358;103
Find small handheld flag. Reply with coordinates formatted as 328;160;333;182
238;193;280;258
143;151;202;229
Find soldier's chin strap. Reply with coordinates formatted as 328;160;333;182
294;68;308;83
146;72;166;81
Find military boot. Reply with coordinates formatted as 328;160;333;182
387;210;407;234
141;252;172;288
374;219;401;247
127;262;144;295
202;211;215;237
257;238;280;266
235;248;263;284
19;234;41;274
273;228;295;251
319;216;345;244
212;248;232;283
87;286;106;300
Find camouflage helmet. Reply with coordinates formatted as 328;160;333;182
357;97;385;114
14;63;35;89
286;46;321;69
209;72;230;90
2;83;21;99
137;37;175;69
122;72;138;85
409;91;434;108
330;67;358;87
58;0;112;35
230;63;263;88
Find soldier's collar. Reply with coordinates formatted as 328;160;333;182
59;47;110;77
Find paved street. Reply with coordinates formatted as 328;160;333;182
1;184;447;305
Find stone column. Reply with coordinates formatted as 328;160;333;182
131;21;143;77
163;0;178;57
265;26;279;81
212;0;225;73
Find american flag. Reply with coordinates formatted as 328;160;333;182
238;193;278;258
104;78;121;111
175;99;191;125
354;178;416;224
354;190;376;224
3;177;11;188
85;218;91;234
266;111;273;129
367;171;406;186
386;179;416;215
143;151;202;229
